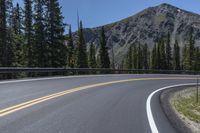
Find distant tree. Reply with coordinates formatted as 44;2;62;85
151;43;157;69
76;21;88;68
166;32;172;69
137;43;143;69
88;43;97;68
156;41;161;69
194;47;200;71
182;44;188;70
182;28;195;70
173;40;181;70
67;25;75;68
126;46;133;69
143;43;149;69
188;27;195;70
96;54;101;68
132;44;137;69
111;46;115;69
99;26;110;68
159;39;167;69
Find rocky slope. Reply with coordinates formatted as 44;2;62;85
72;3;200;67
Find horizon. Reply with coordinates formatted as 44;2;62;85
13;0;200;32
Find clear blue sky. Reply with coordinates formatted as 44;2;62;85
14;0;200;32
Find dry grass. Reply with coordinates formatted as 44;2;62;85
173;90;200;123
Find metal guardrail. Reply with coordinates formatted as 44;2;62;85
0;67;199;75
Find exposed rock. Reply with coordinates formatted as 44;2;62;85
72;3;200;67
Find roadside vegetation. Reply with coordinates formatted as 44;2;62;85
173;90;200;123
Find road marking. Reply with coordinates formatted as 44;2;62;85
146;83;197;133
0;74;196;85
0;75;116;85
0;77;196;117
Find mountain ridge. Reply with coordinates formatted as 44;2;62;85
72;3;200;67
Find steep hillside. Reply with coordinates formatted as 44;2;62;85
72;3;200;67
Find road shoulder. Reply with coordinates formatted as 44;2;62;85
160;86;194;133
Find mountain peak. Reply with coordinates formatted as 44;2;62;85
159;3;174;7
155;3;179;10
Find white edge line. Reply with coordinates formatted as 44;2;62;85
0;75;112;84
0;74;197;85
146;83;197;133
0;74;137;85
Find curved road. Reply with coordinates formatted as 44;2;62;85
0;74;197;133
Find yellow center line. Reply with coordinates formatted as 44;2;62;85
0;77;196;117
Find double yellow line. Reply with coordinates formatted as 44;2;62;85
0;77;195;117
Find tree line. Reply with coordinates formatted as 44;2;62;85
125;30;200;71
0;0;110;70
0;0;199;73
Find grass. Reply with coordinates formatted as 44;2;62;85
173;91;200;123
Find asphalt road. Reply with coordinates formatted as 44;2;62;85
0;74;197;133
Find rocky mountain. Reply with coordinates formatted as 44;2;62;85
72;3;200;67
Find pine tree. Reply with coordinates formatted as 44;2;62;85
137;43;143;69
76;21;88;68
173;40;181;70
46;0;67;67
194;47;200;71
111;46;115;69
156;41;161;69
166;32;172;70
188;27;195;70
159;39;167;69
11;3;24;67
88;43;97;68
12;3;22;35
99;26;110;68
132;44;137;69
151;43;157;69
6;27;15;67
143;43;149;69
67;25;74;68
34;0;47;67
24;0;35;67
182;28;195;70
4;0;18;69
6;1;15;67
182;44;188;70
126;46;133;69
96;54;101;68
0;0;7;66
